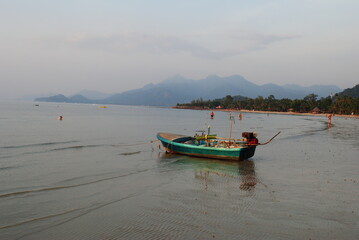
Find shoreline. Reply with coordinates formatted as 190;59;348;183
172;106;359;119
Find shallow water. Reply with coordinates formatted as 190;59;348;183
0;101;358;240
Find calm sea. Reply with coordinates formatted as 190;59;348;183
0;101;358;240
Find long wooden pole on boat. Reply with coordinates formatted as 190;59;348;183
229;113;233;140
255;131;281;146
217;131;281;144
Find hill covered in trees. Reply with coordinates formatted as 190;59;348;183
338;84;359;98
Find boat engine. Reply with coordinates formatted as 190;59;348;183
242;132;258;145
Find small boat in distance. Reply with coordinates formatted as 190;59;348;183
98;106;107;108
157;132;261;161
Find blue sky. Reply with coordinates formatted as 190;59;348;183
1;0;358;99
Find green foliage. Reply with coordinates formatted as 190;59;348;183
330;96;359;114
178;93;359;115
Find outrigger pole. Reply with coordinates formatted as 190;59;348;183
256;131;281;146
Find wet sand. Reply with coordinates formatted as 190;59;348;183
1;102;358;240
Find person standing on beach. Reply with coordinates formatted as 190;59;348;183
327;113;333;127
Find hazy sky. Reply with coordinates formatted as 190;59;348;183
1;0;358;99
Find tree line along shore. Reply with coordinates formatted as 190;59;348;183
175;94;359;117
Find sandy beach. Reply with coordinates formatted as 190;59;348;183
173;106;359;119
230;109;359;119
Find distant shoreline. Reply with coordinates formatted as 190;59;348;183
172;106;359;119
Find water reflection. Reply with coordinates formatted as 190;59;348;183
157;153;257;191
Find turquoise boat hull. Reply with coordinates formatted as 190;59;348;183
157;132;256;161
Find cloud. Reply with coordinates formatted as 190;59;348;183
217;30;299;55
65;32;224;59
241;32;299;51
62;31;297;59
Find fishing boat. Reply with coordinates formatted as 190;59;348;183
157;132;260;161
157;113;280;161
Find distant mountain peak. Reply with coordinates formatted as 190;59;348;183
204;74;221;80
262;83;279;87
143;83;155;89
161;74;193;84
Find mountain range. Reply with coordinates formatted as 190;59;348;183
35;74;343;106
